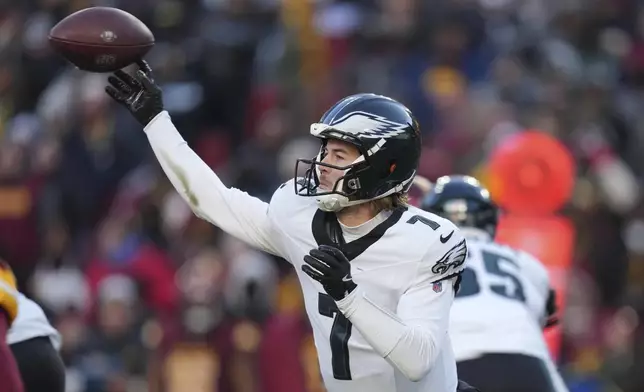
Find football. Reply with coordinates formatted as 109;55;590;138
49;7;154;73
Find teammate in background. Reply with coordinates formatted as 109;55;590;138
0;251;65;392
0;260;24;392
104;63;479;391
421;175;569;392
9;295;65;392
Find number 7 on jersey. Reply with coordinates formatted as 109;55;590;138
318;293;353;380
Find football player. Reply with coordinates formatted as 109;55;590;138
104;63;479;392
0;253;65;392
0;262;23;392
421;175;569;392
8;293;65;392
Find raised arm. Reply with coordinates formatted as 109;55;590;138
105;63;282;256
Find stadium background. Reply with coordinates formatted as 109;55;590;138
1;0;643;391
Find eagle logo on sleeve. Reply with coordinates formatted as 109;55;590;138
431;239;467;275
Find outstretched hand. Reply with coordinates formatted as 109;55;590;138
106;60;164;126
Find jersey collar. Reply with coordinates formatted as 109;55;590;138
311;207;406;261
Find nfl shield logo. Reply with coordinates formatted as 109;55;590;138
432;282;443;293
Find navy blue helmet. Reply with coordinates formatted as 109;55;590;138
295;93;421;211
421;175;498;237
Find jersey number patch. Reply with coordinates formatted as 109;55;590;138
406;215;440;230
318;293;352;380
456;250;526;302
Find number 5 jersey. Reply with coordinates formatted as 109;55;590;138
449;230;556;363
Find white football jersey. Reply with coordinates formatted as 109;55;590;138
450;232;568;391
450;233;551;360
268;180;463;392
144;112;469;392
7;293;61;350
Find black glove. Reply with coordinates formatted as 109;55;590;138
105;60;164;126
302;245;357;301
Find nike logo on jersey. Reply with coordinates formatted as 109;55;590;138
342;274;353;282
440;231;454;243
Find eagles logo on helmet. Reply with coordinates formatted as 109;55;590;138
295;93;422;212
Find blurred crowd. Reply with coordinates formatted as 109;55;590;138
2;0;644;391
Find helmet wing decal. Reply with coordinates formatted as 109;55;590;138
312;111;409;139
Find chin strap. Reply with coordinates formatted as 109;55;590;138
316;194;347;212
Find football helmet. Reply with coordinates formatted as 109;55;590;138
295;93;421;211
421;175;499;237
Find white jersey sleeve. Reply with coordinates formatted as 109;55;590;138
336;220;466;382
7;293;61;350
144;112;283;257
515;250;553;323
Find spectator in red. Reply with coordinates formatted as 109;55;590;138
0;140;48;288
85;215;178;316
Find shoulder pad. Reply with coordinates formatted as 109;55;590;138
269;178;317;219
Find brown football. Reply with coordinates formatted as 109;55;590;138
49;7;154;73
